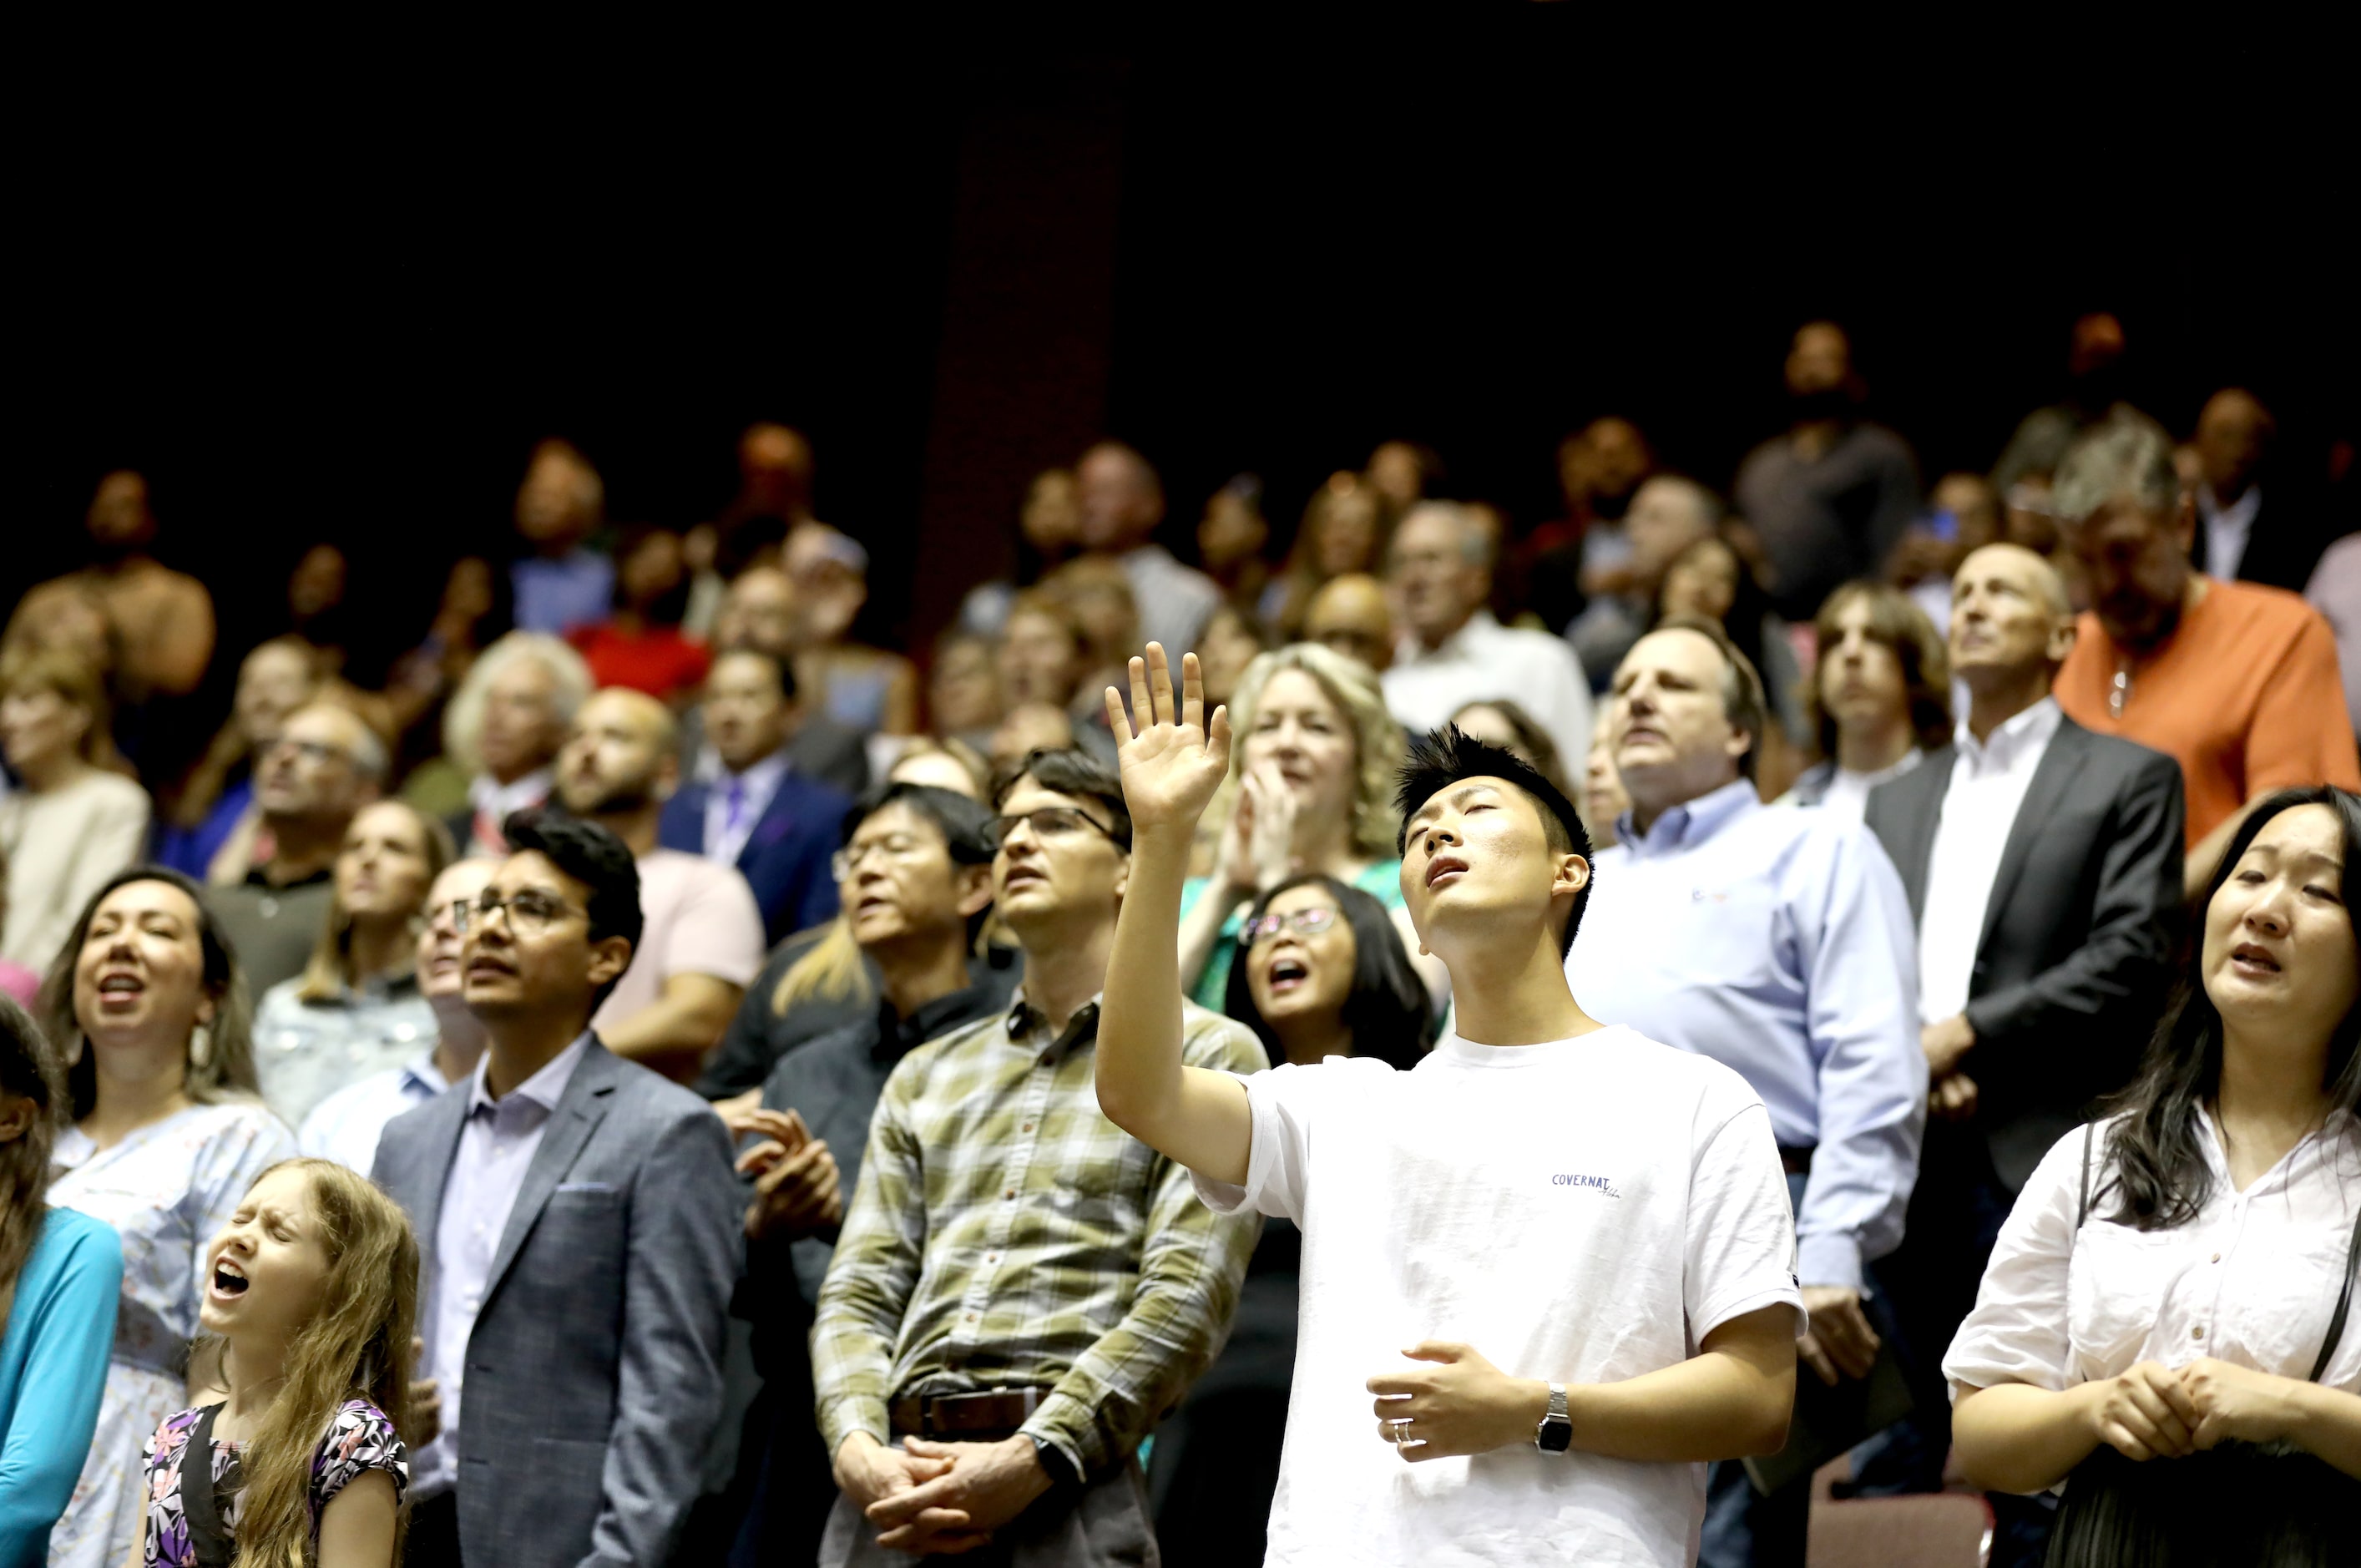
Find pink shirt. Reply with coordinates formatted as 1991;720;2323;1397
592;848;767;1031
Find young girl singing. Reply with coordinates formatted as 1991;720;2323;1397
139;1158;417;1568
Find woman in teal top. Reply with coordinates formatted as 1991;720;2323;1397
1174;643;1447;1011
0;996;122;1568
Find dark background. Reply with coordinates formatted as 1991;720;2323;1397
13;17;2355;677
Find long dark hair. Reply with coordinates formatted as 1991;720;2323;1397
1;995;66;1325
2100;786;2361;1229
1224;873;1433;1072
39;866;260;1120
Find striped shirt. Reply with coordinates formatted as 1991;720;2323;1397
811;994;1266;1474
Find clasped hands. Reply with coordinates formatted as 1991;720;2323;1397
731;1106;843;1242
834;1430;1051;1555
2085;1358;2305;1462
1366;1341;1550;1462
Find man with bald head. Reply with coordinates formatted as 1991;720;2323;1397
559;687;766;1082
1860;544;2187;1517
1075;439;1222;658
1302;572;1393;672
2188;387;2328;592
1566;473;1721;686
204;700;387;994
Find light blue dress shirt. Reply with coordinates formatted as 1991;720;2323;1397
1565;778;1925;1294
296;1051;453;1174
510;550;614;637
411;1031;591;1502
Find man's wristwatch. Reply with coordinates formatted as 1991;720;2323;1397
1534;1383;1572;1453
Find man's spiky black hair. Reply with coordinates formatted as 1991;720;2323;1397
1394;726;1595;956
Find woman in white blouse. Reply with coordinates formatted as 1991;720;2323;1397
38;867;295;1568
1946;786;2361;1565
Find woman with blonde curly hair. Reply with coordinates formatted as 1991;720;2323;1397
1175;643;1445;1009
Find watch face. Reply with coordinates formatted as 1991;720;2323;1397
1537;1417;1574;1454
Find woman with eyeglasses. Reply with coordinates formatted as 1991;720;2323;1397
1153;871;1433;1566
38;868;295;1568
1946;787;2361;1565
1175;645;1443;1014
250;800;454;1129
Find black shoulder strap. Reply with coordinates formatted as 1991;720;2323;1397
2306;1196;2361;1383
180;1403;238;1568
2078;1122;2095;1228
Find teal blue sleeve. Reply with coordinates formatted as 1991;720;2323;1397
0;1214;124;1564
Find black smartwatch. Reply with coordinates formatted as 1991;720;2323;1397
1534;1382;1572;1453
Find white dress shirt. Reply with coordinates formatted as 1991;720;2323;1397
702;748;791;868
1947;1111;2361;1398
465;767;554;857
1382;610;1595;777
1917;698;2062;1024
1818;750;1924;824
412;1031;592;1500
2200;483;2262;582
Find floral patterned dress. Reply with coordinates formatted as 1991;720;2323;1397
140;1399;406;1566
45;1101;297;1568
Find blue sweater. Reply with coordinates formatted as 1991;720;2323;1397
0;1208;122;1567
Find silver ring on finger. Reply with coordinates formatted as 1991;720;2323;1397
1389;1418;1413;1445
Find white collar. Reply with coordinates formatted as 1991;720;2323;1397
1954;695;2061;770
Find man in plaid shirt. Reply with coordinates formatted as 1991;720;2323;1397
811;746;1266;1564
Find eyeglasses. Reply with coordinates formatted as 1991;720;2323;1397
268;738;351;767
983;807;1117;851
832;833;934;883
1240;906;1340;947
451;891;584;933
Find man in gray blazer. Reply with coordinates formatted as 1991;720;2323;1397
1861;544;2182;1523
374;809;741;1568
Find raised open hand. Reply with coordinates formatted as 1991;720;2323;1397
1105;643;1232;837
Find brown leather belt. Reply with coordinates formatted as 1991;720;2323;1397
888;1387;1049;1441
1778;1145;1815;1176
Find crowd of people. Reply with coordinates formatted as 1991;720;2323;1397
1;311;2358;1568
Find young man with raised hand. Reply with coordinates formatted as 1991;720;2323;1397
1095;645;1805;1568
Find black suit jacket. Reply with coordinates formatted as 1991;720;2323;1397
2191;486;2335;594
1867;715;2186;1189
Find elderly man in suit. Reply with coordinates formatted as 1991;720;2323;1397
1859;544;2183;1538
660;647;852;944
374;809;741;1568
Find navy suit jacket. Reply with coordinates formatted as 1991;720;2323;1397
658;771;849;944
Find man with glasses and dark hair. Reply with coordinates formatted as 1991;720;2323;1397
731;781;1021;1563
373;808;742;1568
201;699;386;995
809;749;1265;1565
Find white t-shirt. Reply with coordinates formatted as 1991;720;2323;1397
1195;1025;1805;1568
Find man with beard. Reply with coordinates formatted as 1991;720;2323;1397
559;686;766;1082
2049;410;2358;889
1518;417;1656;650
1735;321;1923;621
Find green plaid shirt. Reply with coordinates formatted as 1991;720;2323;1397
811;994;1266;1475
